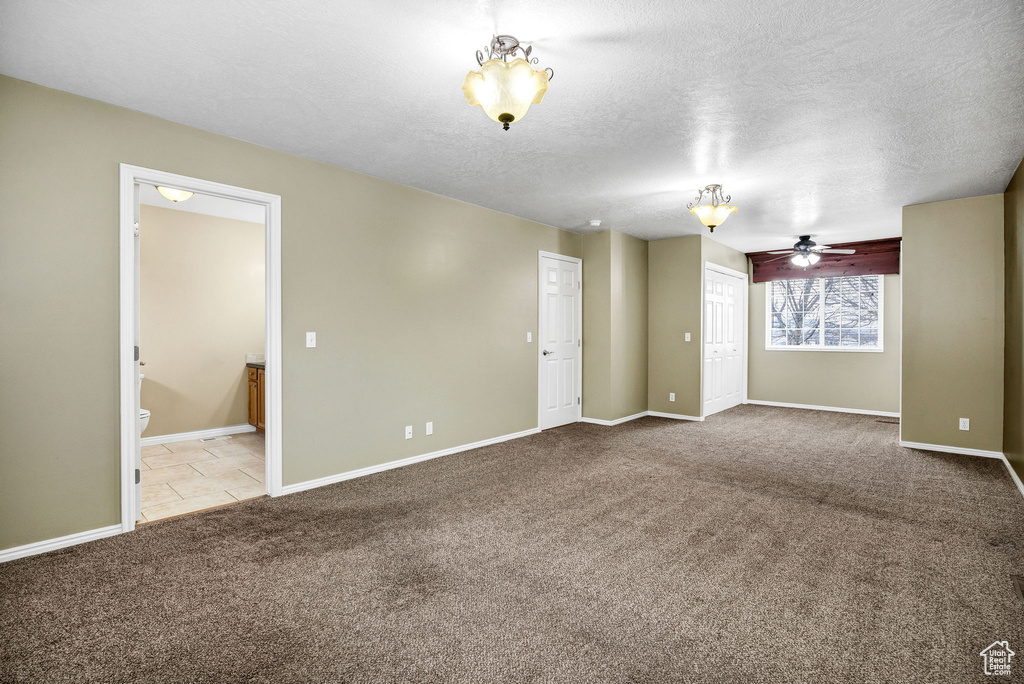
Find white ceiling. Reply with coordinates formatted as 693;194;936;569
139;183;266;224
2;0;1022;252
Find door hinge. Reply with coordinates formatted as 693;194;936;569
578;339;581;347
134;345;140;362
135;468;141;485
578;397;581;405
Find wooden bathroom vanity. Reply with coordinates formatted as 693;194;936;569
247;363;265;433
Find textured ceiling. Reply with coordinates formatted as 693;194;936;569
2;0;1022;252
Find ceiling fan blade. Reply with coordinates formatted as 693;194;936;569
819;248;856;254
766;250;794;255
764;253;796;264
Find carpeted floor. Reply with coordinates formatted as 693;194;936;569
2;405;1023;683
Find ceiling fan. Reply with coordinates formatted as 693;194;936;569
765;235;856;267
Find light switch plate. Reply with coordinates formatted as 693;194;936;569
306;332;316;348
527;332;532;342
685;333;691;342
426;421;433;436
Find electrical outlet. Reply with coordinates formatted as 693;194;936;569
959;418;970;431
527;332;532;342
305;331;316;348
405;425;412;439
684;333;691;342
669;393;675;402
426;421;433;436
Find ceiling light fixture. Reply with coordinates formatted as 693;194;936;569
687;184;737;233
462;35;553;131
155;185;194;203
791;252;821;267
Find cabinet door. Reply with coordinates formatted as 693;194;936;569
248;379;258;427
256;367;266;431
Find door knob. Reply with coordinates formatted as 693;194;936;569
543;350;554;356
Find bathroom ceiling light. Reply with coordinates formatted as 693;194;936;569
462;35;553;131
687;184;737;233
156;185;194;203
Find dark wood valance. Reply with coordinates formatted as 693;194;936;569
746;237;901;283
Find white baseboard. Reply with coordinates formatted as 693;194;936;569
745;399;899;418
0;524;122;564
1002;458;1024;500
141;423;256;447
898;440;1003;459
580;412;649;426
281;427;541;496
900;440;1024;500
647;411;705;421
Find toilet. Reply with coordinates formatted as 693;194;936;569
139;373;151;435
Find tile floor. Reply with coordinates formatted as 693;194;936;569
140;431;265;522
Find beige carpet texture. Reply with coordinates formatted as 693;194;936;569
2;405;1023;682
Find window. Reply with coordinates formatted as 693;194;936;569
766;275;882;351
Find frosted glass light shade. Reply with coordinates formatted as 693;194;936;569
463;58;550;129
689;203;737;229
156;186;194;203
792;252;821;267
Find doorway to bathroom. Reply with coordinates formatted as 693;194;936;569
118;165;282;533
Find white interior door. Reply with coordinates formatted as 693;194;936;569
703;265;745;417
133;183;142;520
538;254;581;430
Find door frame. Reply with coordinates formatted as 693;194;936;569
701;261;749;417
118;164;283;533
537;251;583;429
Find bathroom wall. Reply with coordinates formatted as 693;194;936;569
140;205;265;437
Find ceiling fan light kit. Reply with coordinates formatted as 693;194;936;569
763;235;858;269
791;252;821;267
462;35;553;131
687;184;737;232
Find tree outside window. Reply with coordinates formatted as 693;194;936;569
768;275;881;350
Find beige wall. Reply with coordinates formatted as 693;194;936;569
748;274;901;412
0;75;581;551
702;236;748;275
140;206;265;436
647;236;747;417
582;232;613;419
902;194;1004;451
1004;160;1024;479
612;232;649;418
648;236;703;416
582;231;648;421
